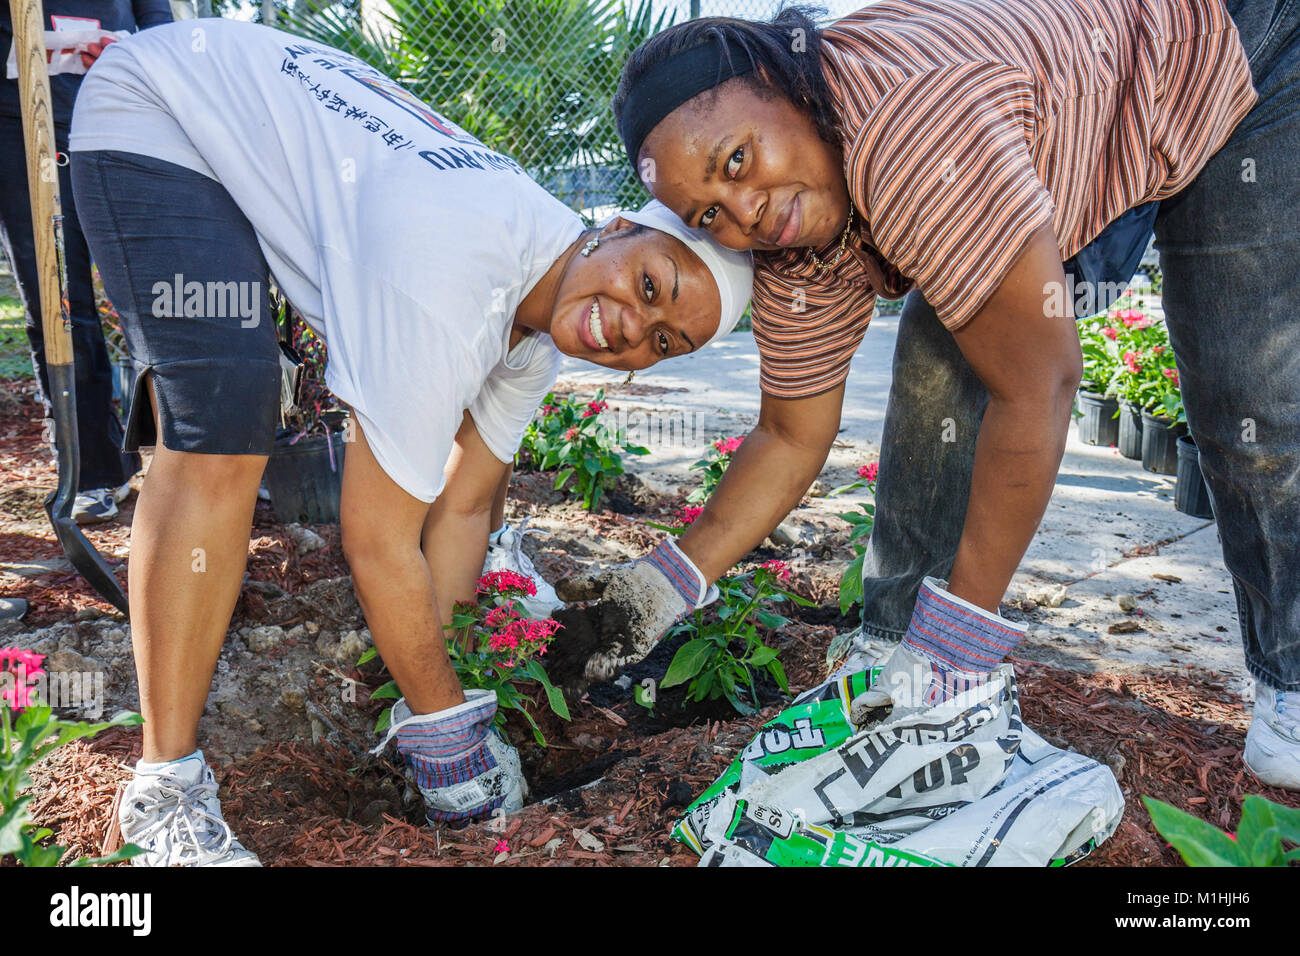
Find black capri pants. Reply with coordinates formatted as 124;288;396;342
70;149;280;456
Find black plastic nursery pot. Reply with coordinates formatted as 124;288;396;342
1174;434;1215;519
1117;400;1144;460
1140;409;1187;475
263;430;347;525
1077;389;1119;447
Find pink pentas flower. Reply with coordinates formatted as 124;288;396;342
484;606;519;629
564;426;579;441
857;462;879;482
1101;326;1119;340
1163;368;1180;386
582;400;609;418
713;436;744;456
476;570;537;598
0;647;45;712
677;505;704;525
541;404;559;416
760;559;792;583
1151;345;1165;354
1117;308;1146;327
494;839;509;854
1123;351;1142;375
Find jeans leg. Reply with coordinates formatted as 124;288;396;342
0;117;138;491
859;290;988;642
1153;0;1300;689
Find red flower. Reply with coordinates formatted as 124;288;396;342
0;647;45;712
1123;351;1142;375
1163;368;1180;386
582;400;609;418
476;570;537;598
712;436;744;455
760;559;792;583
1151;345;1165;354
1117;308;1146;327
857;462;879;482
1101;326;1119;340
677;506;704;525
564;426;579;441
494;839;510;854
540;404;559;416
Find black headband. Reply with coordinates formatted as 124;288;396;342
618;37;757;169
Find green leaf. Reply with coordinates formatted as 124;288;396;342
839;552;866;615
374;707;392;735
554;467;575;490
356;646;378;666
521;659;570;721
70;844;148;867
369;680;401;701
0;795;34;857
633;682;655;710
749;645;780;667
766;658;790;693
661;639;714;689
1143;797;1248;866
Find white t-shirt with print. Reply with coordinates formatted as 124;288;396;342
70;18;582;501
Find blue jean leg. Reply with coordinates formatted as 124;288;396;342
1154;0;1300;689
858;289;987;642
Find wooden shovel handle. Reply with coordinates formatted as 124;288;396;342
10;0;72;369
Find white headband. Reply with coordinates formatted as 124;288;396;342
610;200;754;348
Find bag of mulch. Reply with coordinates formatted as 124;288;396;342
674;665;1124;867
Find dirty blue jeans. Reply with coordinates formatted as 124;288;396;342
860;0;1300;691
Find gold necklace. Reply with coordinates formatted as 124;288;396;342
809;205;856;274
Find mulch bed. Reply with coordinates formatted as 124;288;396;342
22;657;1299;867
6;377;1299;866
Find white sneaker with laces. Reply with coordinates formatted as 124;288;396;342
118;752;261;866
72;481;133;524
483;521;563;617
1244;683;1300;790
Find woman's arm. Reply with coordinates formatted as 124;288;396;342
948;222;1083;611
678;383;846;582
422;412;513;630
341;416;464;714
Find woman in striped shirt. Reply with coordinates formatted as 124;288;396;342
556;0;1300;789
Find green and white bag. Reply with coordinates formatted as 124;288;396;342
674;665;1123;867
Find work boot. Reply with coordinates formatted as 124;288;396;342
118;752;261;866
1244;683;1300;790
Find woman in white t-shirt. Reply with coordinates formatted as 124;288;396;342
67;19;752;866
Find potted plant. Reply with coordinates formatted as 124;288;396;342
261;295;350;524
1109;304;1182;465
1076;314;1122;446
1175;434;1214;519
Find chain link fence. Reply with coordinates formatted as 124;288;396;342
175;0;867;217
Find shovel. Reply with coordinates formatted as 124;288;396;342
10;0;128;615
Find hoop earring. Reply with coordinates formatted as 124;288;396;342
624;369;635;386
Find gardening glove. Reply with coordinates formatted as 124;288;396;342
372;690;525;826
549;538;717;688
849;576;1026;727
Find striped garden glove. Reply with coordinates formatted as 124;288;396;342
373;689;524;825
851;576;1026;724
550;538;716;687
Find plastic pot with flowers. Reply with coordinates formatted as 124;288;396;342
1108;306;1187;475
262;295;352;524
1075;310;1124;446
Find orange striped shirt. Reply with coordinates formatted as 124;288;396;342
752;0;1257;398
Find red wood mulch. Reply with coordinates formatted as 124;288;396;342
24;658;1299;867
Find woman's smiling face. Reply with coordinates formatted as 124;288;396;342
640;77;850;254
548;220;721;372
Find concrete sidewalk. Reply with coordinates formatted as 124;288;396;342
558;313;1248;693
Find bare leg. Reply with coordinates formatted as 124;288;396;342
130;375;267;762
488;463;512;532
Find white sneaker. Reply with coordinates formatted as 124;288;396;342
72;481;132;524
1244;683;1300;790
118;752;261;866
483;522;563;617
